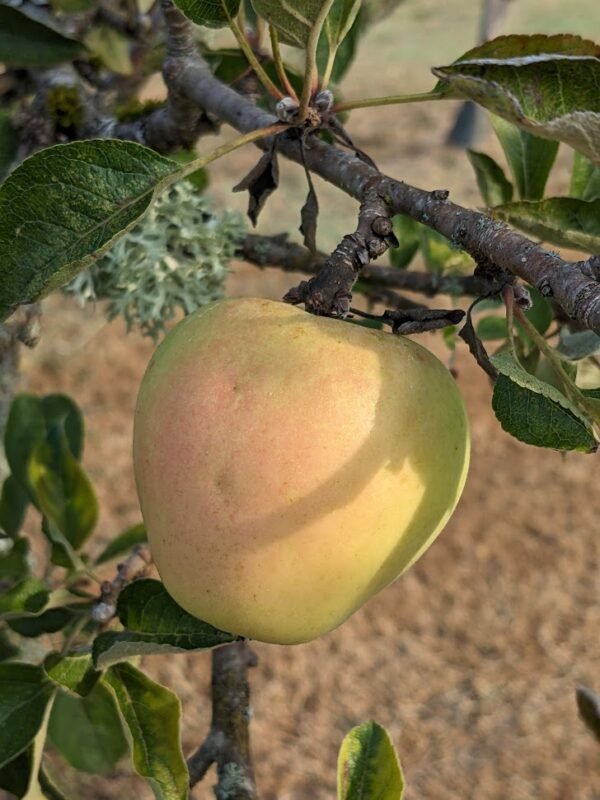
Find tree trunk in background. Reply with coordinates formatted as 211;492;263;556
446;0;513;148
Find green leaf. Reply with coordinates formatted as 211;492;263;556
0;663;55;769
492;198;600;253
432;35;600;165
0;630;20;663
8;607;78;638
317;6;364;84
0;140;179;319
0;752;30;798
44;653;100;697
317;0;362;80
490;116;558;200
106;663;189;800
40;396;84;461
48;683;128;774
523;286;553;336
0;538;30;581
27;429;98;552
390;215;420;268
0;6;81;68
5;395;47;490
419;227;474;274
0;579;48;617
95;523;147;565
84;25;133;75
252;0;329;48
0;475;29;539
491;351;597;451
475;315;508;341
466;150;513;206
0;110;18;184
5;394;84;495
558;328;600;361
570;151;600;201
92;579;237;669
337;721;404;800
172;0;240;28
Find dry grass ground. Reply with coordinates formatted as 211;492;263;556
13;1;600;797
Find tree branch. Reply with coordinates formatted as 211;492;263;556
188;641;258;799
240;233;495;298
159;40;600;331
104;1;218;152
91;544;153;623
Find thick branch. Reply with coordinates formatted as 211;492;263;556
104;1;217;152
188;642;257;799
167;46;600;331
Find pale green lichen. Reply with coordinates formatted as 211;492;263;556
65;182;245;339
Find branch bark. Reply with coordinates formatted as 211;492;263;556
188;642;258;799
155;27;600;331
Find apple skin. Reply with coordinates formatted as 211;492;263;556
133;297;470;645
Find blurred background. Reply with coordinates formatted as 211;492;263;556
17;0;600;797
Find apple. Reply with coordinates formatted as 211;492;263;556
133;297;470;644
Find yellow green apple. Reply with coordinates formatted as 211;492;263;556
133;297;470;644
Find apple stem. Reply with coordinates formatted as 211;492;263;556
188;641;258;797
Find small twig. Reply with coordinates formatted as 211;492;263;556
91;544;153;623
188;641;258;798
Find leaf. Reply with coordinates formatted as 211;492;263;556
8;607;78;638
44;652;100;697
419;227;474;274
337;721;404;800
95;523;147;565
0;752;30;797
523;285;553;336
318;0;362;80
27;429;98;552
0;6;81;68
317;5;364;83
576;686;600;743
492;198;600;253
5;396;47;490
570;151;600;201
432;35;600;165
233;147;279;227
0;579;48;617
390;215;420;269
0;111;18;184
106;663;189;800
0;474;29;539
491;351;597;451
475;315;508;341
252;0;329;48
84;25;133;75
0;630;20;663
466;150;513;206
0;538;30;581
92;579;237;669
489;116;558;200
0;663;55;769
48;683;128;774
172;0;240;28
0;140;179;319
557;328;600;361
